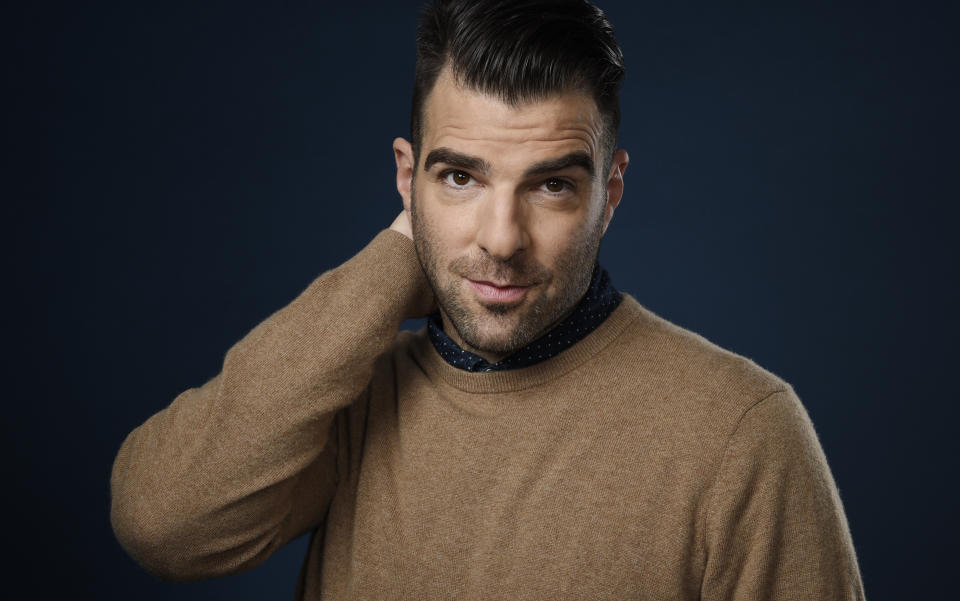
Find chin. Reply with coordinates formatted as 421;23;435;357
456;311;540;357
464;333;520;356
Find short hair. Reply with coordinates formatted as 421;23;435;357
411;0;625;170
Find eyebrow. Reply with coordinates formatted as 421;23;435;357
523;151;595;178
423;148;491;174
423;147;596;179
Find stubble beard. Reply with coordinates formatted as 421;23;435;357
410;185;603;357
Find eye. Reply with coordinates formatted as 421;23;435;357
443;170;473;187
541;177;571;194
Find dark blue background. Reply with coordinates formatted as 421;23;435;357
7;0;958;598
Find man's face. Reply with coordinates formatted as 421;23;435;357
395;69;627;362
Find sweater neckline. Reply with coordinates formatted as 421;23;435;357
412;295;642;394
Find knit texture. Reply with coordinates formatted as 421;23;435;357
111;230;865;600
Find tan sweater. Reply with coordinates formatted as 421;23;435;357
111;230;865;599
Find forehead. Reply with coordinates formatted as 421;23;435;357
420;69;605;171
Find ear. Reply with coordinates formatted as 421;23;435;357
601;149;629;237
393;137;415;213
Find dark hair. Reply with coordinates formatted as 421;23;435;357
411;0;625;169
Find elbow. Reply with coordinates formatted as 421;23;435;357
108;432;291;580
110;485;282;581
111;491;207;582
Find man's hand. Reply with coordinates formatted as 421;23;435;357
389;210;413;240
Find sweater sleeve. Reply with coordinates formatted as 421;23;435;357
110;230;433;581
700;388;866;600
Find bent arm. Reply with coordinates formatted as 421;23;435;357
110;230;433;581
701;389;866;600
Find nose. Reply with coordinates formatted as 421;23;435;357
474;191;529;261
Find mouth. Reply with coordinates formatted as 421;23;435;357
467;279;532;304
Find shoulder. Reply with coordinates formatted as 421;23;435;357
599;295;793;434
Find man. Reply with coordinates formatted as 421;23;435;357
111;1;865;599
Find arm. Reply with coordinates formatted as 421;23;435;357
110;226;432;581
701;389;866;600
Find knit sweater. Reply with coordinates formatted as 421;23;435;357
110;230;865;600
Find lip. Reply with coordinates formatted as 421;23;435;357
467;279;531;303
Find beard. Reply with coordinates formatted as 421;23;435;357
410;186;603;358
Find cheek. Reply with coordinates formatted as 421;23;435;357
529;210;593;256
419;198;475;246
413;198;474;267
538;217;602;278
